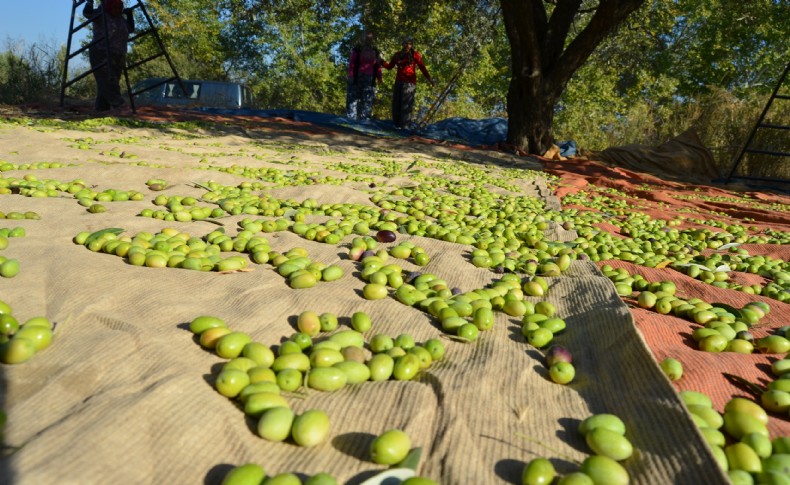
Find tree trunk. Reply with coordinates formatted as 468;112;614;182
506;70;556;155
501;0;645;155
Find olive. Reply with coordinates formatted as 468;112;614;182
370;429;411;465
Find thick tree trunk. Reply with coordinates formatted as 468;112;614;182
501;0;645;155
506;73;556;155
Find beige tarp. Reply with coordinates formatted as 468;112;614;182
594;129;721;181
0;119;725;484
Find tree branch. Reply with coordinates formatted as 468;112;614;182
547;0;645;98
544;0;582;66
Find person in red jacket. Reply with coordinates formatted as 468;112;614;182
383;38;435;129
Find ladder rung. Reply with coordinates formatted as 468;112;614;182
67;44;90;60
745;148;790;157
775;94;790;100
757;123;790;130
63;66;104;88
131;77;177;97
128;30;154;43
72;18;93;34
126;52;165;70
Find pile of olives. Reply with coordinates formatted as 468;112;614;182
0;231;23;278
0;300;53;365
189;314;445;449
601;265;779;354
684;390;790;482
221;463;338;485
522;413;632;485
139;194;223;222
0;211;39;220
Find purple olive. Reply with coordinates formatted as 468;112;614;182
376;230;397;243
545;345;573;367
369;183;376;188
406;271;422;283
451;287;462;296
362;250;377;260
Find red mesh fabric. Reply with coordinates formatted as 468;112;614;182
544;155;790;436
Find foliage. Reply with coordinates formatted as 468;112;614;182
556;0;790;157
1;0;787;168
0;40;93;105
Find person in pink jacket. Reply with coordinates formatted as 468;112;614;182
346;32;384;120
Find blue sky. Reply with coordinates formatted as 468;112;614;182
1;0;90;48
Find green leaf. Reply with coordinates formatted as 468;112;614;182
396;447;423;471
84;228;124;246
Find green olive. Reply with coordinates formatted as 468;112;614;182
189;315;227;335
333;360;371;384
367;353;395;381
579;455;629;485
244;392;290;417
725;398;768;424
393;353;421;380
290;271;318;289
215;369;251;398
351;312;372;332
264;472;301;485
272;353;310;372
521;457;555;485
725;442;762;473
370;429;411;465
329;330;365;348
423;338;445;361
585;427;633;461
579;414;626;436
291;409;330;447
724;411;769;440
242;342;275;367
297;311;321;336
363;283;388;300
221;463;266;485
742;432;772;459
307;367;347;391
370;334;394;353
0;259;20;278
215;332;253;359
0;337;36;364
556;472;594;485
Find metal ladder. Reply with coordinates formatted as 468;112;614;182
60;0;184;113
725;60;790;185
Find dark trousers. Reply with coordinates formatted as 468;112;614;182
392;80;416;128
346;75;376;120
89;48;126;111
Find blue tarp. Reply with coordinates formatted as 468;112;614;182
198;107;575;154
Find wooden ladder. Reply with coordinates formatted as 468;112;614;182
59;0;184;113
725;60;790;185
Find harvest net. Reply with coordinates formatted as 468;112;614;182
1;108;786;484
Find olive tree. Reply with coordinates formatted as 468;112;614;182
500;0;645;154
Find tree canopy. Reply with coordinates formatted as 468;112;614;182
114;0;789;155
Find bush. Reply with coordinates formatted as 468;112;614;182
0;39;94;105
